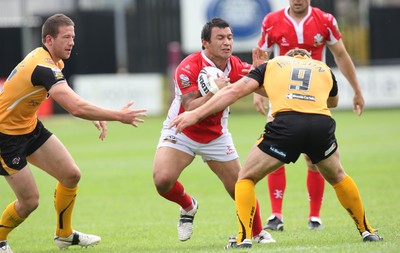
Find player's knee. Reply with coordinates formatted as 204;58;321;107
154;180;171;194
18;195;39;217
27;198;39;213
153;174;174;194
60;168;81;187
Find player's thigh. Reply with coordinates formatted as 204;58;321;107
207;159;240;197
303;154;319;171
153;146;194;183
27;134;79;181
315;149;346;185
207;159;240;182
240;145;283;183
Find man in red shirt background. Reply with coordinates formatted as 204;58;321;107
254;0;365;231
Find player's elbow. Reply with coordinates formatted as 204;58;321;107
69;107;84;117
67;104;87;118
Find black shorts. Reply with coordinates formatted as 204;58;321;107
257;112;338;164
0;120;53;176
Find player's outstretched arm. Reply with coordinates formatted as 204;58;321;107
49;82;147;127
170;76;259;133
119;101;147;127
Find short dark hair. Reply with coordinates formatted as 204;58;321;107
201;17;231;50
285;48;311;58
41;13;74;44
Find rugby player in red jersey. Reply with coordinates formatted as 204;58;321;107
153;18;275;244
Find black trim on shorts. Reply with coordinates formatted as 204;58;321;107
257;112;337;164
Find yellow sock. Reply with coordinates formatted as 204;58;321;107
0;201;25;241
54;182;78;237
333;175;374;234
235;179;256;242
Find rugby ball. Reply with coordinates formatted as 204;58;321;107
197;66;224;96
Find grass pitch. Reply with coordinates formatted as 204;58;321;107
1;108;399;252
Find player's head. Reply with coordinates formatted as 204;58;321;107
42;14;74;44
285;48;311;58
201;18;232;50
289;0;311;16
42;14;75;60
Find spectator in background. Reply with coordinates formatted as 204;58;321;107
0;13;147;253
254;0;365;231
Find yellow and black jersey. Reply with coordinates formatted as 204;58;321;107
248;55;337;117
0;47;66;135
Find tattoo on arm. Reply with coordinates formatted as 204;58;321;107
181;91;194;105
243;77;252;84
181;90;200;110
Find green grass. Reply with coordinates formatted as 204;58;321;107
1;108;399;252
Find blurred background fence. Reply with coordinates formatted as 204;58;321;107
0;0;399;116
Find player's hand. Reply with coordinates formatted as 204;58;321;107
168;111;199;134
93;121;107;140
120;101;147;127
253;93;268;116
252;47;269;69
242;48;269;75
212;75;230;90
353;93;364;116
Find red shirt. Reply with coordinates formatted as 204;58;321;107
258;6;341;61
164;51;250;143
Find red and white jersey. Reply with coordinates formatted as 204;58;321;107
258;6;341;61
163;51;251;144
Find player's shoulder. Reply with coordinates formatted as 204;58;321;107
230;55;251;70
24;47;62;70
179;51;201;66
269;55;287;64
310;6;336;22
229;55;251;79
305;57;332;72
264;8;285;23
175;51;202;79
267;8;285;18
229;55;246;65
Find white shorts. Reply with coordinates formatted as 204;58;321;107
157;128;238;162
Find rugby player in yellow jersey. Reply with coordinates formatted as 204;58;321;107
169;48;382;249
0;14;146;252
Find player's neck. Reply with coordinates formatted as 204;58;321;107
288;8;308;24
211;61;227;71
204;52;228;71
43;45;61;64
